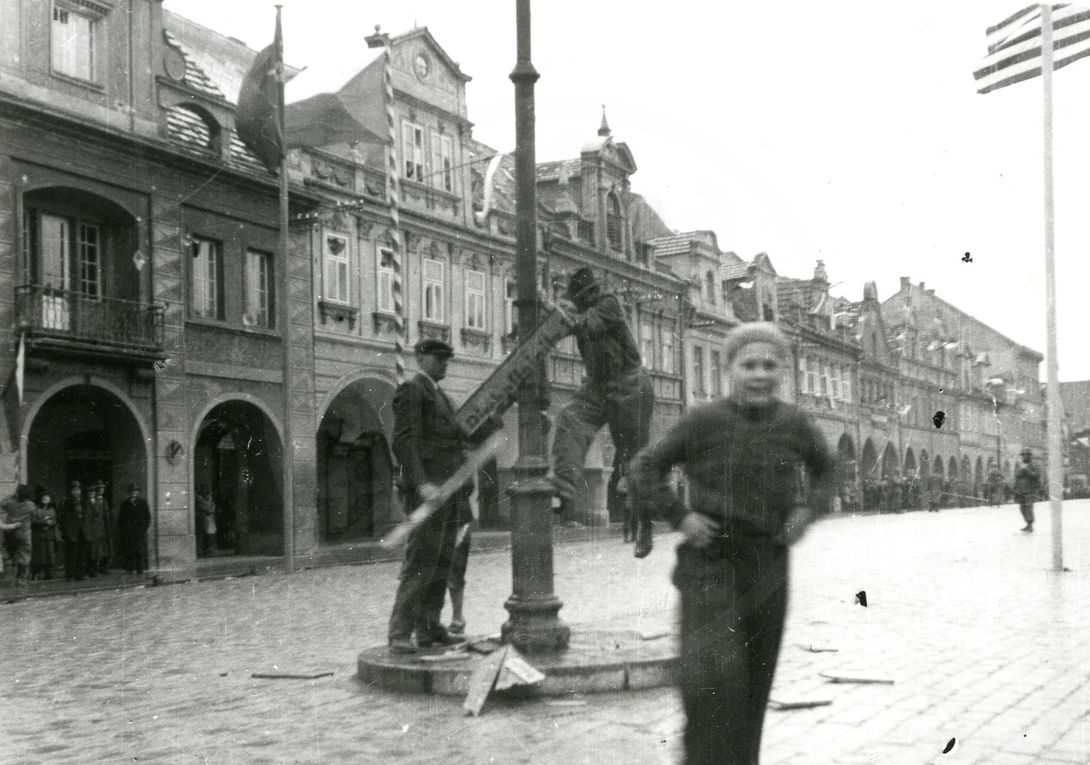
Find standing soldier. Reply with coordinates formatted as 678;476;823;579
549;268;655;555
1013;449;1042;532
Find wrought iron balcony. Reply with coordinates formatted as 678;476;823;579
15;285;165;358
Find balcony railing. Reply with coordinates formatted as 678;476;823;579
16;285;164;354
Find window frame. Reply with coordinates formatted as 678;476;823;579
437;133;454;193
710;349;723;396
504;278;517;335
244;248;274;328
50;1;103;84
606;193;623;252
189;235;224;320
660;325;675;374
322;232;350;305
640;321;654;368
401;120;426;182
376;247;396;313
692;344;706;396
422;257;445;323
465;268;487;330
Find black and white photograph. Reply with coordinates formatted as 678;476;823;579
2;1;1090;762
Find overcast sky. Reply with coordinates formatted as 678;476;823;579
163;0;1090;381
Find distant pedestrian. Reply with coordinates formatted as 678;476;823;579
1013;449;1041;532
631;322;835;765
30;488;58;580
196;485;216;557
57;481;91;581
85;480;111;575
1;484;35;586
116;484;151;575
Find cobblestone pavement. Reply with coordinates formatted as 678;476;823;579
2;502;1089;764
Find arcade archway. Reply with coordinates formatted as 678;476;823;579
26;384;149;557
193;400;283;557
316;377;395;542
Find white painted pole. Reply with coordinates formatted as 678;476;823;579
1040;3;1065;572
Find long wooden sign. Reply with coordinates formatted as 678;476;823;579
454;303;574;437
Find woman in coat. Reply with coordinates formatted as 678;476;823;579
30;488;58;580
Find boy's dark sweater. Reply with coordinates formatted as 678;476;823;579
631;398;835;539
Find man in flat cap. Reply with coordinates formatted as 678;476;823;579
1012;448;1041;532
387;338;500;653
550;267;655;555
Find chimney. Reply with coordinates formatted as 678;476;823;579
900;276;910;290
919;281;926;291
365;24;391;49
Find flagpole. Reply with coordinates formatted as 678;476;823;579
1040;3;1064;572
274;4;295;574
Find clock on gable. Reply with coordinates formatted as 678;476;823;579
413;50;431;81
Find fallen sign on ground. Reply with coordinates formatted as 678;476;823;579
820;671;895;685
463;645;546;717
767;698;833;711
251;671;335;680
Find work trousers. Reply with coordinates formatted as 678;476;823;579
387;493;466;641
1018;498;1036;526
673;533;789;765
64;536;88;580
551;368;654;504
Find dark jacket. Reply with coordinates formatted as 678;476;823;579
57;497;93;543
1013;462;1041;499
631;399;835;540
393;373;474;490
570;293;642;386
118;496;151;538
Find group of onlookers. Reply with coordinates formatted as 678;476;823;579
0;481;151;585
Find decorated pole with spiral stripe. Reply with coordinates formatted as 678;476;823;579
384;46;406;383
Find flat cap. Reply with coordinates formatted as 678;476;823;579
414;338;454;357
1020;448;1033;456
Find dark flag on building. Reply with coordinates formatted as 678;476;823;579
236;10;284;171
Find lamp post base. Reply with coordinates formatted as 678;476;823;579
502;462;570;653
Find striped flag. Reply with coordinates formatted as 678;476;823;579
974;4;1090;94
383;47;406;383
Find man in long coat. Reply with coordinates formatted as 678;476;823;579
117;483;151;575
